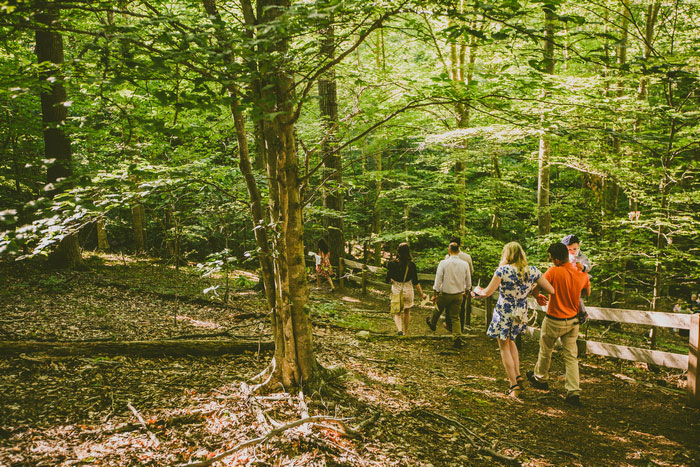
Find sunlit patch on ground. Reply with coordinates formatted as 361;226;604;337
340;295;361;303
237;290;259;296
232;270;259;281
176;315;220;329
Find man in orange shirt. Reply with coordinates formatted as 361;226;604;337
527;242;591;406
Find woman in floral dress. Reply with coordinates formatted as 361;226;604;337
473;242;553;397
316;238;335;291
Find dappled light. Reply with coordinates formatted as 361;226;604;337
1;0;700;463
1;256;700;465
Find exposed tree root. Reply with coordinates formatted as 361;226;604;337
413;408;522;466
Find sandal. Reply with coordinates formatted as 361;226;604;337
516;375;525;389
507;383;521;399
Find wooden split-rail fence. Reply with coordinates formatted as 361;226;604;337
317;256;700;408
521;298;700;407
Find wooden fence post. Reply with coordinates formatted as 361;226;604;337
688;313;700;408
485;296;493;327
465;294;472;328
361;266;367;295
338;258;344;290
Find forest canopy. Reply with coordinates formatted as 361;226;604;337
1;0;699;309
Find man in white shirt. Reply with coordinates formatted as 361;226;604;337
427;242;472;348
444;236;474;332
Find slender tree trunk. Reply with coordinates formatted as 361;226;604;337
637;3;661;106
96;219;110;251
490;153;502;234
601;2;629;306
451;28;467;236
450;14;478;237
537;5;555;236
318;23;344;267
131;204;146;253
372;151;382;266
36;8;82;268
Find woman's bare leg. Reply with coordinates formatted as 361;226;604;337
393;313;403;333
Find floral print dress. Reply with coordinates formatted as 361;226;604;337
316;251;334;278
486;265;542;340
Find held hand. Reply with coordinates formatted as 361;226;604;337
536;294;549;306
576;262;584;272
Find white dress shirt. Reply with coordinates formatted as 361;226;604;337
434;255;472;294
445;250;474;275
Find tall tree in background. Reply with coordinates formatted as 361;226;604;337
536;2;555;236
318;16;344;267
35;6;82;268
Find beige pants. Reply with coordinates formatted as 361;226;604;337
533;316;580;396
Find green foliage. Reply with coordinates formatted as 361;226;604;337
36;274;69;294
0;0;698;307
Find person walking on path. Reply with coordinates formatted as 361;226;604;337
527;242;591;407
444;236;474;333
472;242;554;398
562;234;592;317
427;242;471;348
316;238;335;291
386;243;427;335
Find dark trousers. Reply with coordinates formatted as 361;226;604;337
431;293;463;341
445;294;467;332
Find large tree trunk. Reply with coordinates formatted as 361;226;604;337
36;8;82;268
537;5;555;236
224;0;318;390
318;23;344;267
201;0;276;310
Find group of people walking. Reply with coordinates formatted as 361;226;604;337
384;235;591;405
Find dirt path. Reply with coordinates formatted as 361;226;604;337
1;257;698;466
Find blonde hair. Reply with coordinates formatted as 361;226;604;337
500;242;529;281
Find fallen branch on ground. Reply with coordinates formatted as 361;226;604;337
0;339;273;357
127;402;160;448
178;415;348;467
102;410;215;435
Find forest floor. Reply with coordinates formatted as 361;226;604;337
1;253;699;467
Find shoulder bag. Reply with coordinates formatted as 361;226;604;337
390;264;410;314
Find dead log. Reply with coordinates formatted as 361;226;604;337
0;339;273;357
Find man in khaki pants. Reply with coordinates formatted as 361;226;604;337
527;242;590;406
427;242;471;348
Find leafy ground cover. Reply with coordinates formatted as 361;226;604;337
1;253;698;466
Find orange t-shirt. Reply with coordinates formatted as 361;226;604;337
543;262;591;319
